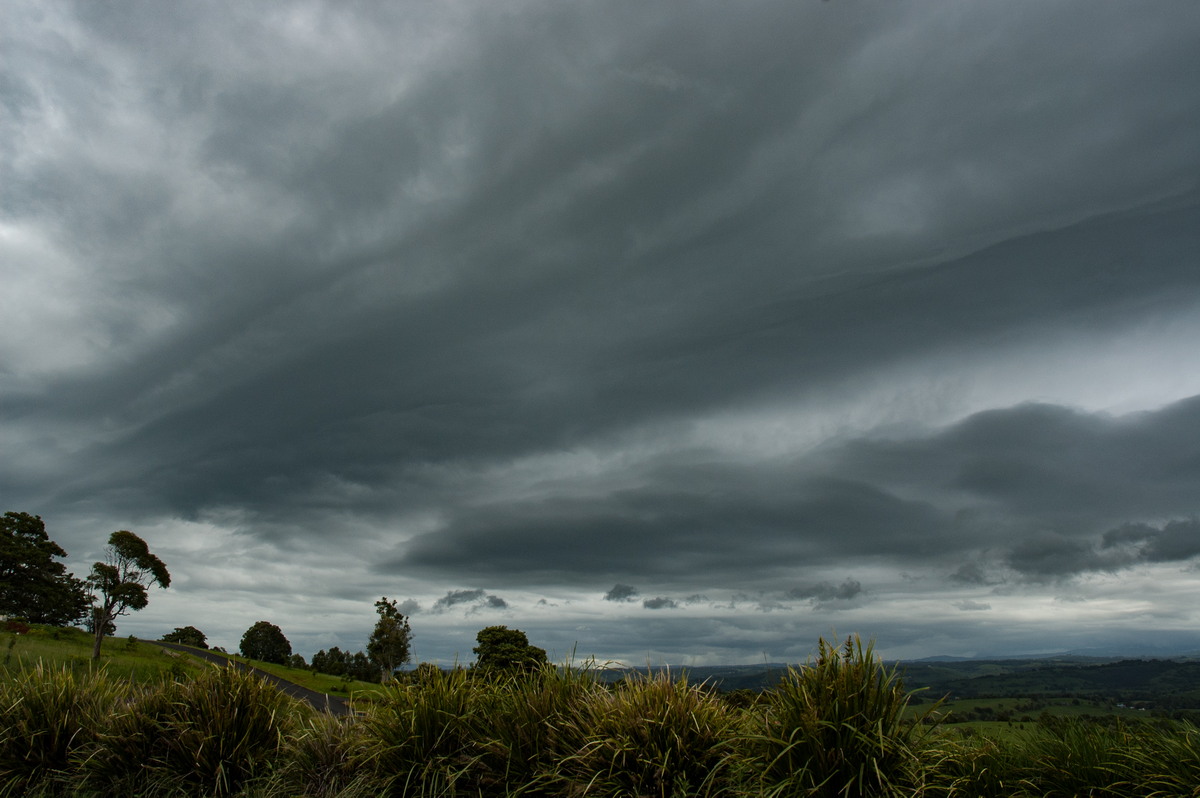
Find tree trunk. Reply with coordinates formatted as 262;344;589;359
90;607;107;660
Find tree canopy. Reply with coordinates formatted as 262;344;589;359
87;530;170;659
240;621;292;664
472;625;548;674
0;511;90;626
367;597;412;682
161;625;208;648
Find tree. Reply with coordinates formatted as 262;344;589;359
240;621;291;664
311;646;347;676
0;511;90;626
161;625;208;648
347;651;378;683
87;530;170;660
472;625;548;674
367;597;412;682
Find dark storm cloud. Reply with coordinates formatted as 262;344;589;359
391;473;950;587
431;589;508;613
604;584;639;602
643;597;678;611
787;579;864;603
387;395;1200;591
5;0;1200;661
1102;520;1200;563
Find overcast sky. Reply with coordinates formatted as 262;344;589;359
5;1;1200;665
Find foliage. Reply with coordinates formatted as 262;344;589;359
472;625;548;675
367;596;412;683
263;712;374;798
160;625;208;648
240;620;292;665
562;669;740;797
87;529;170;660
0;663;122;794
360;665;481;794
79;664;298;797
0;511;90;626
752;635;937;797
9;633;1200;797
471;662;598;794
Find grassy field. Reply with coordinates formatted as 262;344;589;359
181;645;390;702
0;625;389;703
5;630;1200;797
0;624;208;682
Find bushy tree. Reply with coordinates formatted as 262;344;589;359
347;651;378;682
87;530;170;660
161;625;208;648
311;646;347;676
0;511;90;626
239;621;291;664
472;625;548;674
310;646;380;682
367;597;412;682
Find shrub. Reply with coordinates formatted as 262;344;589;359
750;635;934;797
1111;719;1200;796
471;663;598;795
922;732;1034;797
360;665;482;795
80;664;298;796
0;663;122;795
561;669;740;797
267;712;380;798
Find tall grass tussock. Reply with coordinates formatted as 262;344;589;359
3;634;1200;796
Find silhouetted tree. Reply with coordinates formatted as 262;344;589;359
161;625;208;648
0;511;90;626
239;621;291;664
367;597;412;682
87;530;170;660
472;625;548;674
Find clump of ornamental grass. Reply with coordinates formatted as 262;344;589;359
78;664;298;797
262;712;382;798
470;662;599;796
921;730;1035;798
0;662;123;796
360;666;482;796
751;635;936;798
1109;720;1200;797
1021;716;1129;798
559;669;741;798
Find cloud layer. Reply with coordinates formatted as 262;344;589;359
4;0;1200;662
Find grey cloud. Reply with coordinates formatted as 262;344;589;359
604;584;640;602
4;0;1200;663
787;579;864;603
397;599;421;616
954;600;992;612
949;562;998;586
391;475;951;588
1102;519;1200;564
643;597;678;610
432;589;508;613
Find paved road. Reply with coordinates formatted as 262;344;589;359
152;641;353;716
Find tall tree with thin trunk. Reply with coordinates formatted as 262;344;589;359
87;530;170;660
367;597;412;682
